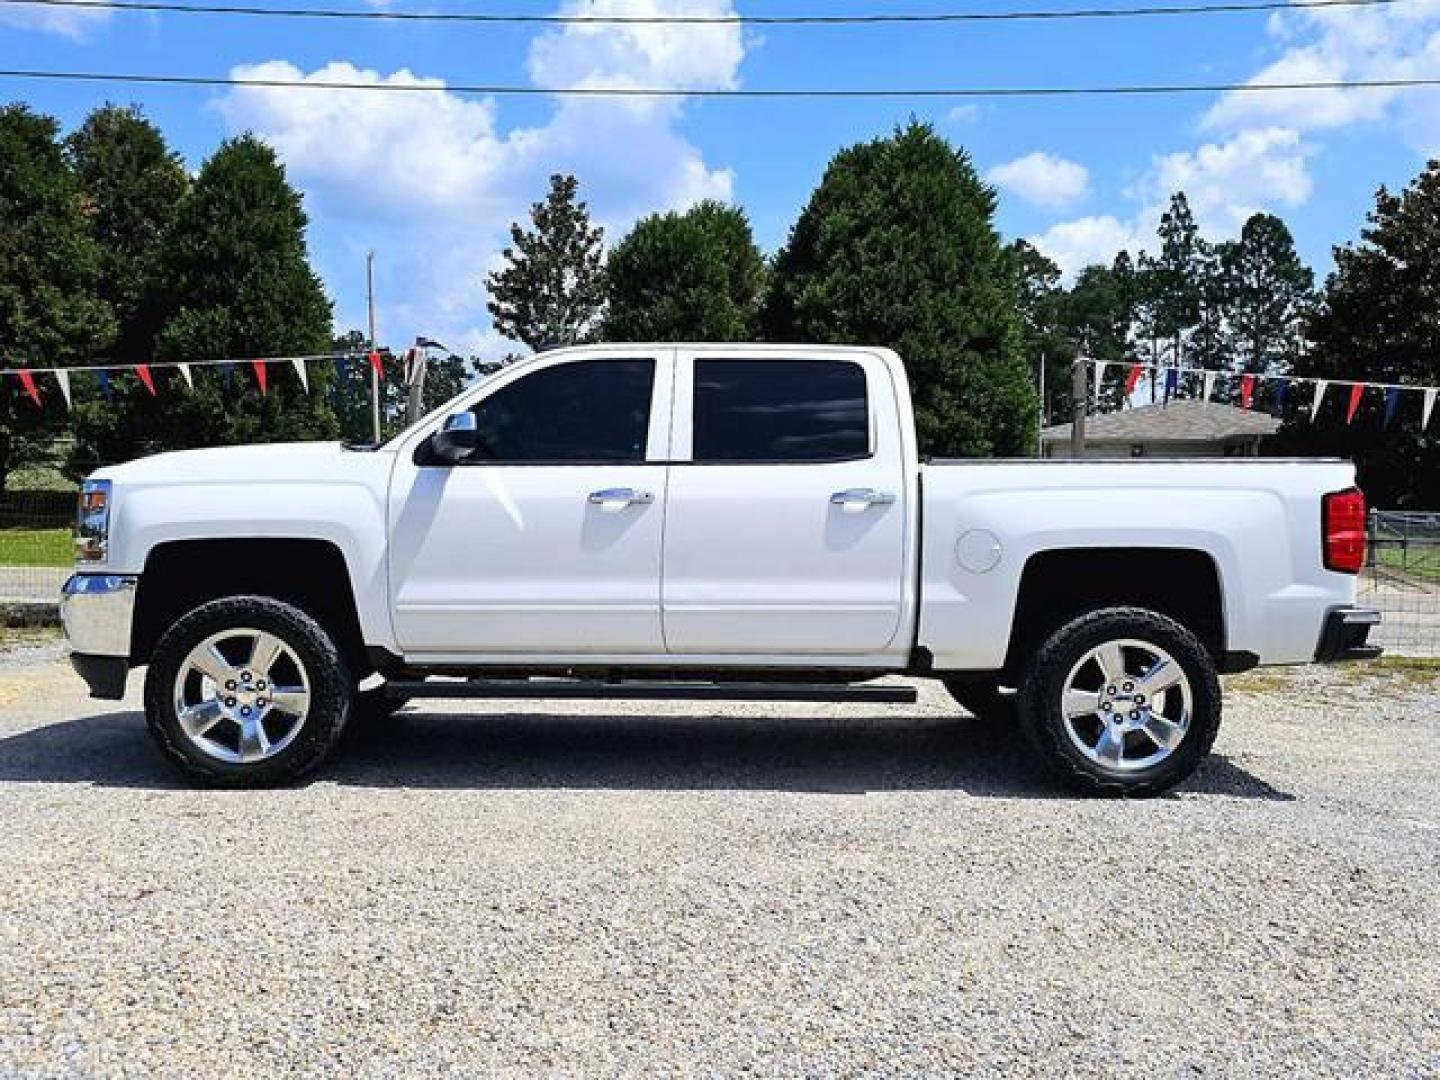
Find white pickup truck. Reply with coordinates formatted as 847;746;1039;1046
61;344;1380;795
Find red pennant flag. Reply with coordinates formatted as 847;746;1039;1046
135;364;157;396
1240;374;1255;410
1346;383;1364;424
368;350;384;379
1123;363;1144;401
251;359;268;396
16;369;42;408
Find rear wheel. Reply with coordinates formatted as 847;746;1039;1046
143;596;352;787
1017;607;1221;797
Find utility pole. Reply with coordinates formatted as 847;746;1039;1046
1070;351;1089;459
1036;351;1046;458
366;251;380;444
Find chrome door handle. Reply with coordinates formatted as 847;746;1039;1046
830;488;896;508
588;487;654;508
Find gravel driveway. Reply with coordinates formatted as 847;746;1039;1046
1;645;1436;1077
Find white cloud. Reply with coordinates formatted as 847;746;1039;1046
946;104;984;126
1030;215;1147;279
987;151;1090;211
217;0;743;355
1202;0;1440;152
1140;127;1314;235
0;0;108;37
1029;127;1313;277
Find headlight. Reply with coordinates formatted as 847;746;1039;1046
75;479;112;563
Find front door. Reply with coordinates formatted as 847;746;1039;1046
661;353;909;656
388;352;672;657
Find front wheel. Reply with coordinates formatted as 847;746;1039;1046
1017;607;1221;797
143;596;353;787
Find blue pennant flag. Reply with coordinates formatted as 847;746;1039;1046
1163;367;1178;403
1383;386;1401;428
220;361;235;393
96;369;113;403
1273;378;1291;417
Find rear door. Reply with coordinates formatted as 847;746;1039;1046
661;351;909;655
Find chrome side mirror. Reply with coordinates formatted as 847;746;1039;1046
430;412;479;464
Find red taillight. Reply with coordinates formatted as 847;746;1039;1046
1322;487;1367;574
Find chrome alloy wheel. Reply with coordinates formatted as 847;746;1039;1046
172;628;311;764
1059;638;1193;772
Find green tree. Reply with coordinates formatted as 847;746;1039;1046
1217;212;1314;376
486;174;605;350
66;105;188;365
1285;165;1440;507
0;105;115;491
1006;239;1069;426
71;135;337;467
1059;253;1139;412
601;200;765;341
764;121;1036;457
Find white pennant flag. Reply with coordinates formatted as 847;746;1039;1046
1424;388;1438;430
176;363;194;390
1202;371;1216;406
1093;361;1108;404
291;357;310;394
54;370;72;410
1310;379;1328;422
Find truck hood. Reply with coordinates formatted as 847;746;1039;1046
92;442;385;487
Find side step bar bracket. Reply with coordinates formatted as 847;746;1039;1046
385;679;919;705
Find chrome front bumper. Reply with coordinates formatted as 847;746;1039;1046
61;573;138;657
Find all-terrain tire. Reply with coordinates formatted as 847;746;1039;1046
1017;607;1222;798
144;595;353;788
943;678;1018;727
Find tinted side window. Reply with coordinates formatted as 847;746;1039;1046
466;359;654;463
693;359;869;463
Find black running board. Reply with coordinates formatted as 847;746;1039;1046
385;679;918;704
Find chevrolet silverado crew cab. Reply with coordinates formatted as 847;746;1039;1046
61;344;1381;795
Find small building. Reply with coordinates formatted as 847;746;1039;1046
1041;400;1282;458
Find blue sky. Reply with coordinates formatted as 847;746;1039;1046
3;0;1438;356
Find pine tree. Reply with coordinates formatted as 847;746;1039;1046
1218;213;1314;376
0;105;115;492
601;200;765;342
764;122;1037;457
486;174;605;350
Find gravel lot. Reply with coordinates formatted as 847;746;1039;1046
1;642;1437;1077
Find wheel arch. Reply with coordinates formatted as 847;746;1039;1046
1002;547;1227;679
131;538;369;676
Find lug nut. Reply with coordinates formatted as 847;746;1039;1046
1129;710;1140;721
1135;694;1146;705
240;706;251;717
1101;702;1112;711
225;697;237;708
1107;685;1117;695
241;671;252;682
224;680;236;691
256;680;267;691
1123;681;1134;692
256;699;267;708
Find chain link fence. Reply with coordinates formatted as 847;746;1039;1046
0;471;76;605
1361;510;1440;659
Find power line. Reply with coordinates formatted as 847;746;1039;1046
0;0;1411;26
1;67;1438;99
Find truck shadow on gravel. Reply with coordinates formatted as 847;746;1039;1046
0;707;1295;800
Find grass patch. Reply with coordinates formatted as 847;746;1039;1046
0;625;62;651
1375;545;1440;582
0;528;71;568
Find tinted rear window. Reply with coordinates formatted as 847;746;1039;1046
693;359;869;463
